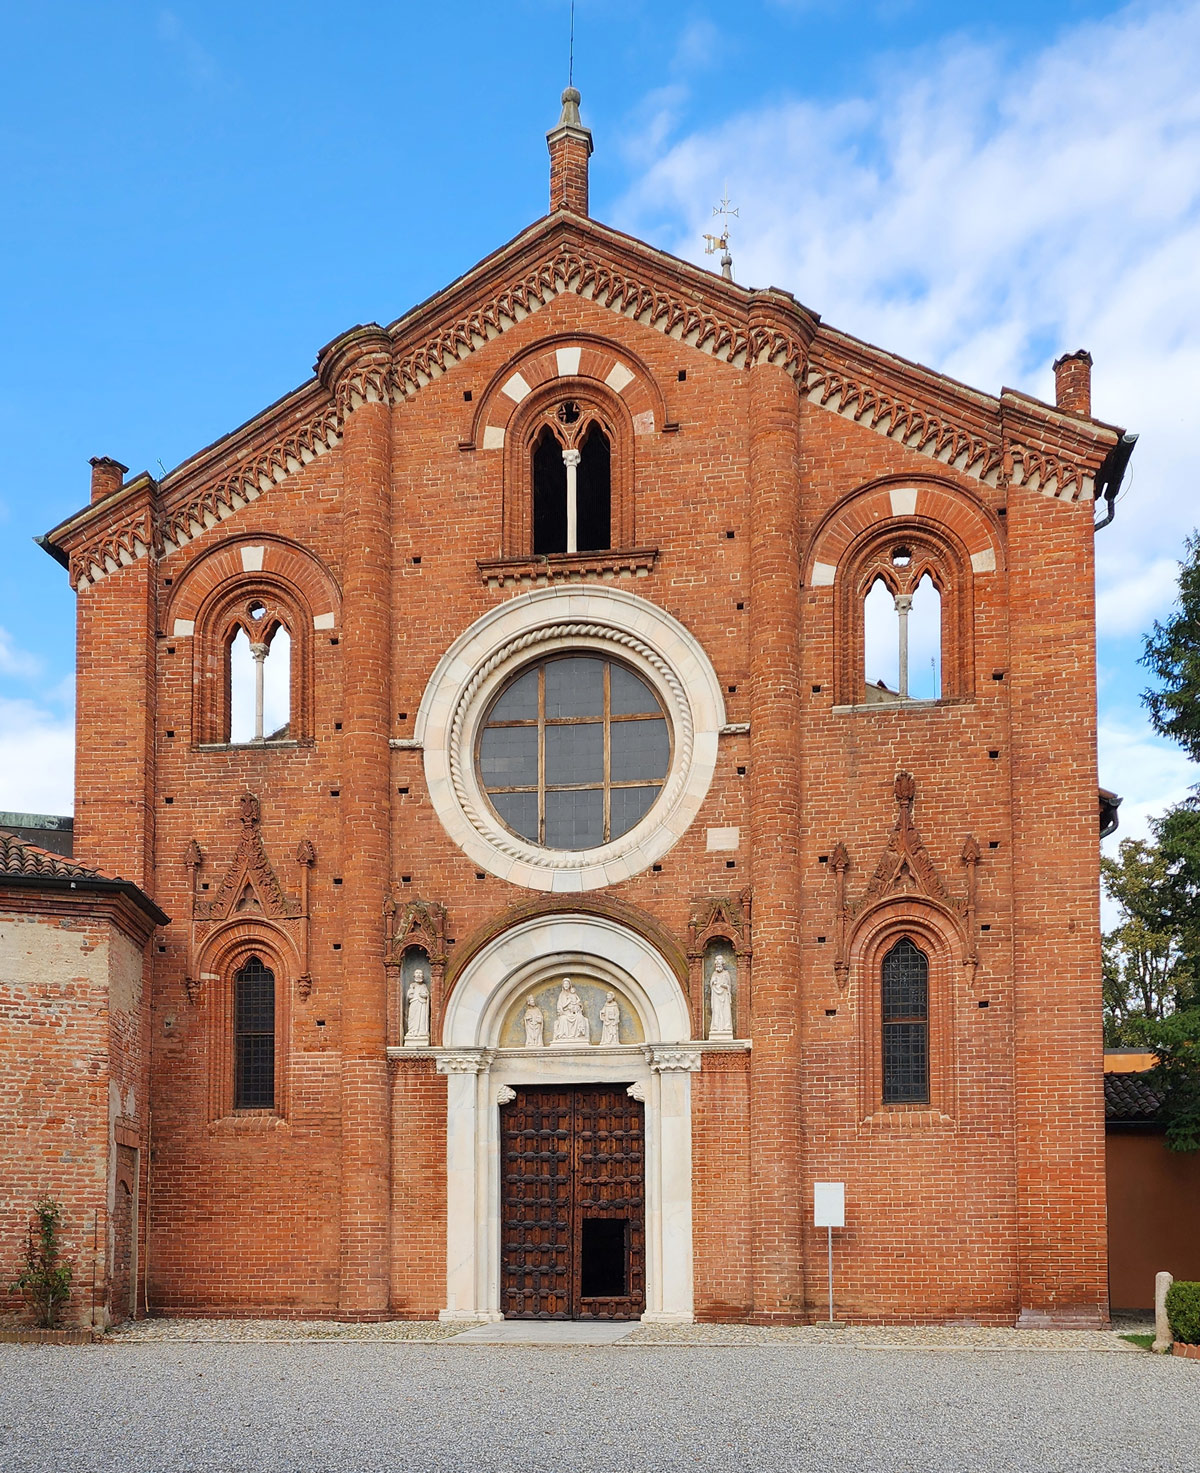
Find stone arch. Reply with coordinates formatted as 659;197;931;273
198;919;298;1123
433;909;698;1326
804;477;1003;706
804;475;1005;589
443;910;693;1050
846;897;962;1124
467;332;668;451
165;537;340;746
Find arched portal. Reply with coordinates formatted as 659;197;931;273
436;912;698;1324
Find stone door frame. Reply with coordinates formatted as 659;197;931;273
430;911;700;1325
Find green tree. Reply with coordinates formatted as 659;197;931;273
1134;533;1200;1149
1101;838;1190;1044
1144;531;1200;764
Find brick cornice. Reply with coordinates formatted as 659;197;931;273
0;880;166;947
42;214;1127;590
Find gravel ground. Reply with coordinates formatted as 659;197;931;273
1;1339;1194;1472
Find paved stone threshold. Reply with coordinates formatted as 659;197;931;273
103;1318;1154;1353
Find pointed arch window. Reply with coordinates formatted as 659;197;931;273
881;937;929;1104
233;955;276;1109
532;401;612;555
836;521;971;707
227;601;291;743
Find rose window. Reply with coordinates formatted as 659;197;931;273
477;655;671;850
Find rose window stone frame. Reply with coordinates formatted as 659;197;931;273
416;587;727;891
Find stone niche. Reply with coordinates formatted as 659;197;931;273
498;977;646;1049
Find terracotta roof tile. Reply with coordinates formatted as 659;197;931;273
1104;1071;1164;1124
0;830;108;881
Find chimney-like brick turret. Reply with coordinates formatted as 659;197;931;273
547;86;593;216
1053;350;1093;417
89;456;128;504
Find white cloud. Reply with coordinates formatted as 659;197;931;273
1099;716;1196;851
615;0;1200;635
0;696;73;815
0;626;41;679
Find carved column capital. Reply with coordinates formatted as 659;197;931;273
434;1048;494;1076
645;1045;702;1074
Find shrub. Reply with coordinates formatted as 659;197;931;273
1166;1280;1200;1345
9;1198;74;1329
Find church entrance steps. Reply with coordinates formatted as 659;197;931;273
447;1321;638;1346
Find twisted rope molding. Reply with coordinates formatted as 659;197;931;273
446;621;695;871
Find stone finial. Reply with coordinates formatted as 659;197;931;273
89;456;128;505
547;85;593;216
557;86;583;129
1053;349;1093;417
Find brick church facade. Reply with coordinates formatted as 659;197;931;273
30;90;1134;1326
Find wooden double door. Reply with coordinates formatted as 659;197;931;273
500;1084;645;1320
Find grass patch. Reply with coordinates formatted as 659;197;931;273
1120;1333;1156;1350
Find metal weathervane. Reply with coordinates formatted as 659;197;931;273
704;188;739;281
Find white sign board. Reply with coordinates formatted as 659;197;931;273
813;1181;845;1228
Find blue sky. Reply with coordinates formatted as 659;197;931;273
1;0;1198;857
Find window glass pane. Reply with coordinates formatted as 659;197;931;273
882;1022;928;1103
545;658;604;718
610;664;661;716
882;938;928;1021
488;669;539;723
545;788;604;850
479;725;539;787
490;790;539;842
609;785;659;837
610;718;669;783
234;956;275;1110
545;722;604;786
235;1034;275;1109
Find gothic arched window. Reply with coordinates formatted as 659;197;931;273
836;523;970;706
531;401;612;556
233;955;276;1110
881;938;929;1104
228;602;292;743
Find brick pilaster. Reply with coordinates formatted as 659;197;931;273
321;327;395;1316
747;328;807;1321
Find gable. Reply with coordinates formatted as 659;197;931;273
44;214;1125;590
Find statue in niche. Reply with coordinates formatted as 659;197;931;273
599;992;621;1046
404;968;431;1046
523;996;545;1048
552;978;592;1045
708;954;735;1041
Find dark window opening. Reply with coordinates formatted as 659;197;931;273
532;416;611;555
234;955;275;1110
580;1218;628;1299
533;425;567;553
576;423;611;552
881;937;929;1104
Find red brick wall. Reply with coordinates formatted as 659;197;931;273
692;1053;752;1320
0;908;112;1328
57;269;1111;1325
